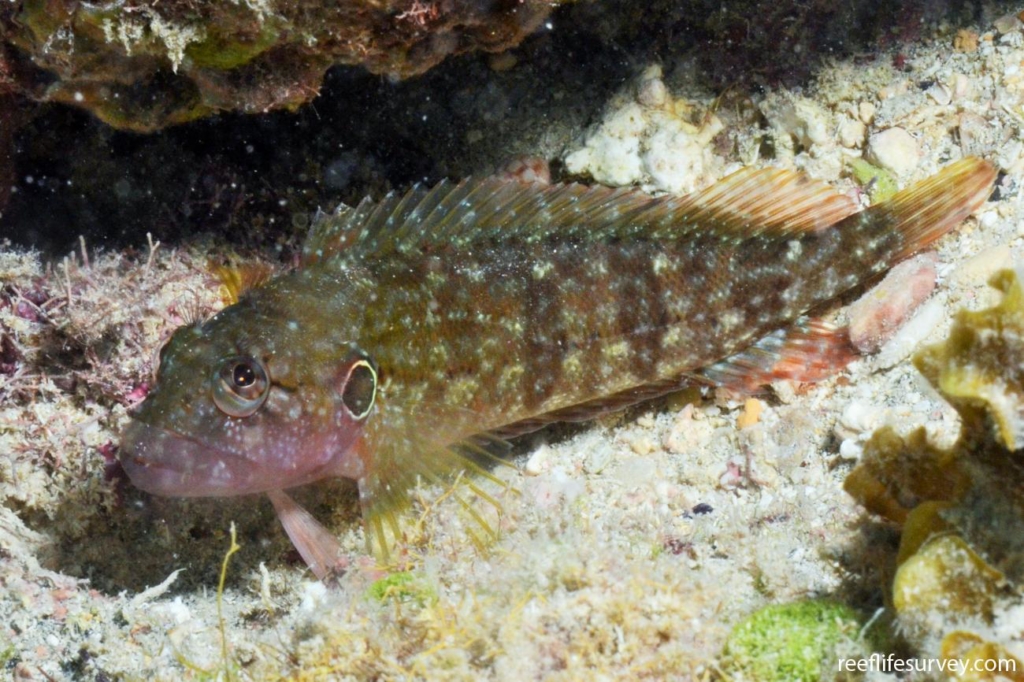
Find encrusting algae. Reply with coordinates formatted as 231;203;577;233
845;268;1024;679
120;157;996;580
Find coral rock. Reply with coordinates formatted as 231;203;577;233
1;0;558;131
845;269;1024;654
866;127;920;177
847;252;938;354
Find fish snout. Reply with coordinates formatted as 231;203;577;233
119;420;258;497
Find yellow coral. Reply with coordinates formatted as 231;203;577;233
893;535;1003;621
942;632;1024;682
845;268;1024;661
916;269;1024;451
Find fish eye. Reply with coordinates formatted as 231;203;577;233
212;356;270;417
341;360;377;420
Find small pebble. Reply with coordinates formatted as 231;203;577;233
994;13;1022;35
736;398;764;429
866;127;920;177
629;434;657;455
925;82;951;106
952;73;972;100
839;401;882;435
838;439;863;460
838;117;866;148
858;102;876;125
524;445;551;476
770;380;797;404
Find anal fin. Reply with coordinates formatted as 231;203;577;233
692;316;857;392
494;378;692;439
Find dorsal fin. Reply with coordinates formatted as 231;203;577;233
301;167;861;265
212;261;277;305
691;166;859;235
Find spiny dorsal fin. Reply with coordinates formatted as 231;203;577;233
301;168;862;265
302;159;992;266
212;261;277;305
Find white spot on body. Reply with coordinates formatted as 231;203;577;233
652;253;670;274
602;340;630;361
562;350;584;379
532;261;555;280
786;240;803;261
718;310;743;333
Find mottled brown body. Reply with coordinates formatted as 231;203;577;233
299;182;932;436
122;158;996;578
330;225;873;426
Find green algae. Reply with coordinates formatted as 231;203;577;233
185;22;281;70
368;571;436;606
721;599;871;682
850;158;898;204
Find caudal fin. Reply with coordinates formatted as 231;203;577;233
877;157;996;262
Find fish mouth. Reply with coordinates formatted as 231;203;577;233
120;420;270;497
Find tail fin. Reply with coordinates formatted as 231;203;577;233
877;157;996;262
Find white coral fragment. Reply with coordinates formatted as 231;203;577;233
564;65;723;194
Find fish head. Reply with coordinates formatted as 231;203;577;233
120;298;377;498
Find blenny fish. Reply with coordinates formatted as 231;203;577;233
120;158;995;579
